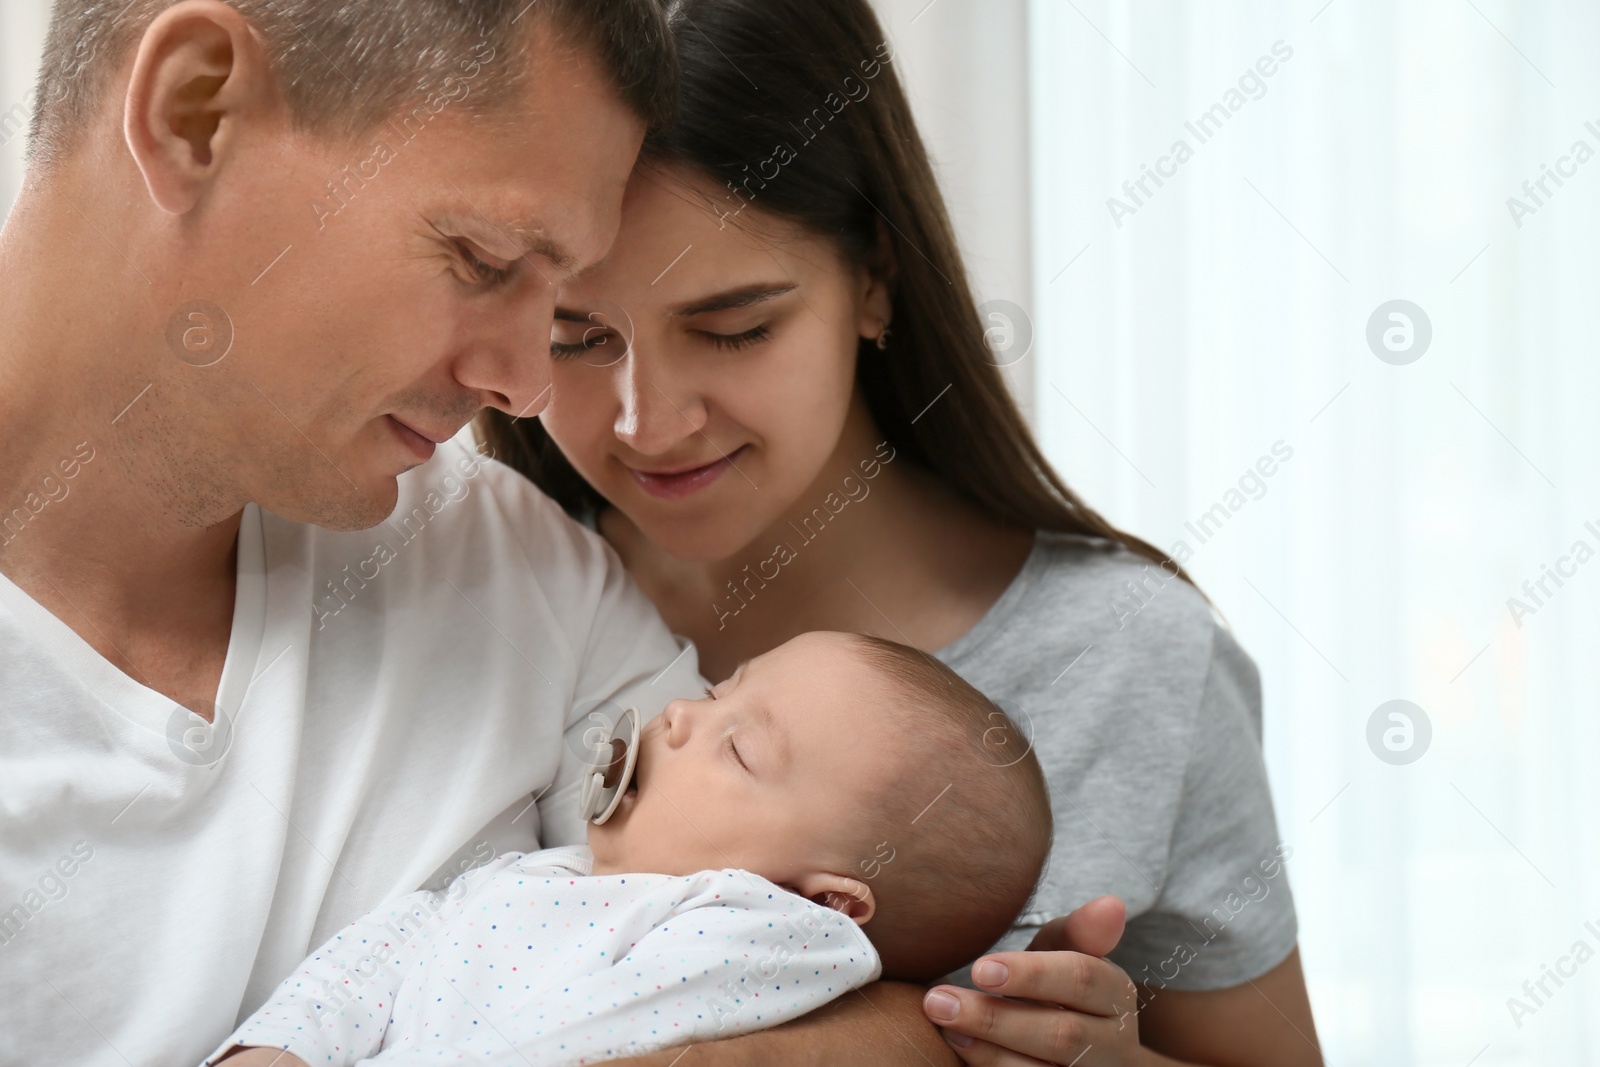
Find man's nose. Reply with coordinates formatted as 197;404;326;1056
458;290;557;419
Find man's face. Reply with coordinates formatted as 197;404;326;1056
155;24;643;529
588;632;905;886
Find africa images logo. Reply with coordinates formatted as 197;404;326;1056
1366;700;1431;766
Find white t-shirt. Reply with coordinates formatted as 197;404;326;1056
0;438;702;1067
209;846;880;1066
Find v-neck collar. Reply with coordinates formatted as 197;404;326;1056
0;505;269;739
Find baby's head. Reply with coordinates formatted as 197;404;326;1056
588;630;1052;981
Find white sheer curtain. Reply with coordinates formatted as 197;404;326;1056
1027;1;1600;1064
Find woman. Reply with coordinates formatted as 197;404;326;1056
480;0;1321;1063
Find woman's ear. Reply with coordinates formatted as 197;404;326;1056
791;871;876;926
855;218;898;342
123;0;276;215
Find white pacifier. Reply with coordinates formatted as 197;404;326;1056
579;705;641;825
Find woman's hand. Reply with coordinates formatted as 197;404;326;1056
922;895;1150;1066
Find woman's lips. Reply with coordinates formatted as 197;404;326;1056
626;446;748;500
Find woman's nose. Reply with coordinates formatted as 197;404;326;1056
612;352;709;456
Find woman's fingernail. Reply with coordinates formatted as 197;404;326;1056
944;1030;973;1049
924;990;961;1022
971;959;1009;987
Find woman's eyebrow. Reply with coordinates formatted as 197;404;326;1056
670;284;797;318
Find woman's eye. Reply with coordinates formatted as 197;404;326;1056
549;338;589;359
550;313;631;363
699;324;770;351
550;323;621;361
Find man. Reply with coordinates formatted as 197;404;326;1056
0;2;703;1063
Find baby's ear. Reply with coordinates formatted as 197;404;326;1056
791;872;875;926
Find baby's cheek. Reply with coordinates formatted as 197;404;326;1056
683;808;750;864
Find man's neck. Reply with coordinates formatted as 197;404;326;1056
0;171;244;708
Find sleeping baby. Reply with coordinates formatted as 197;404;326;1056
206;631;1052;1066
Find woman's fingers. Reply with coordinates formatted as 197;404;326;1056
967;950;1136;1018
925;988;1138;1066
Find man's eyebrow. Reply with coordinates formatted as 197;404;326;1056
502;224;578;275
439;204;581;277
670;284;797;318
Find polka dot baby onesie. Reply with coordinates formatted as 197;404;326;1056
206;846;880;1065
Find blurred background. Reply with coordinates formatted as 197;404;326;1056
5;1;1597;1063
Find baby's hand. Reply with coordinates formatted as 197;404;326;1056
215;1048;310;1067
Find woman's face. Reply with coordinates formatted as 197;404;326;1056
538;164;890;561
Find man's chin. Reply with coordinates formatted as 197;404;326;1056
269;476;401;532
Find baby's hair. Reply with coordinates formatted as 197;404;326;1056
844;634;1053;982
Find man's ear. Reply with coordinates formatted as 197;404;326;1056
791;872;876;926
123;0;275;215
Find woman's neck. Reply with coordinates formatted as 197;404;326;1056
603;403;1034;681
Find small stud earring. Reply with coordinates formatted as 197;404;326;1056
875;321;892;351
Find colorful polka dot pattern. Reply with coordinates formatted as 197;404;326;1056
208;846;880;1065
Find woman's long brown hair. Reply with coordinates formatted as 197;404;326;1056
480;0;1197;592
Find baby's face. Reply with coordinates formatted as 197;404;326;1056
587;632;900;885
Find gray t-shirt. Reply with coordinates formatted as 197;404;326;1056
935;531;1297;991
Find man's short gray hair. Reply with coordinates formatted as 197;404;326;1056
26;0;677;168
